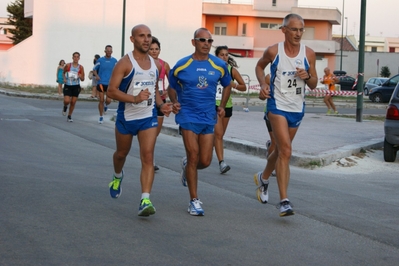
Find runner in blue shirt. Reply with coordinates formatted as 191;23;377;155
168;27;232;216
93;45;118;124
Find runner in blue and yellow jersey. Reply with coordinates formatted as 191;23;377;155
168;28;232;216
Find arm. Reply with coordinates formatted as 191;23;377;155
255;45;276;99
79;66;85;82
107;56;137;103
231;68;247;92
93;62;100;81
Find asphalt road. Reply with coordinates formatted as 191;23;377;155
1;95;398;266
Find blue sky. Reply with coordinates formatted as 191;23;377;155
0;0;397;37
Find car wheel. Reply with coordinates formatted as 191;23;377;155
384;138;397;162
364;88;368;95
372;93;383;103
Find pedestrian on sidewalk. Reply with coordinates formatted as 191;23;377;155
106;24;172;217
254;13;318;217
149;36;171;172
321;67;338;115
93;45;118;124
168;28;232;216
56;59;65;97
62;52;85;122
214;45;247;174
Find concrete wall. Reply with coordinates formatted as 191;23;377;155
0;0;203;87
335;51;399;80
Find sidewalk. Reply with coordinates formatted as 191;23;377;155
0;88;385;167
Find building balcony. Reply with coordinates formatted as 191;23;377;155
212;35;254;50
301;40;337;54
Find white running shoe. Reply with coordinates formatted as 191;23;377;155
219;160;231;174
188;198;204;216
253;172;269;204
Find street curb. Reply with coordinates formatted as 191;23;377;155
160;124;384;168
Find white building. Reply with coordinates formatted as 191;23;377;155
0;0;203;86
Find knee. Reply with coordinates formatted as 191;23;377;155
278;145;292;160
114;150;128;161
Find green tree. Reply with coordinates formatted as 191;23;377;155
380;66;391;78
6;0;32;45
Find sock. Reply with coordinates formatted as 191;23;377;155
281;198;289;203
114;172;123;178
219;160;224;165
141;193;150;200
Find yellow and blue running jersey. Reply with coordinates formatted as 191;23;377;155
169;54;231;125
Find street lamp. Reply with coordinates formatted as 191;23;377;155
345;17;348;36
340;0;345;71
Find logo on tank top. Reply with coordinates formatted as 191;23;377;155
295;59;303;68
197;76;208;89
149;71;156;78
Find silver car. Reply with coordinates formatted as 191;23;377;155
384;82;399;162
364;77;388;96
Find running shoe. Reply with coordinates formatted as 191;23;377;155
98;116;104;124
109;172;123;199
62;106;67;116
254;172;269;204
138;198;156;216
154;164;160;171
67;115;73;122
219;160;231;174
180;156;187;187
277;200;295;217
334;111;339;115
265;140;271;158
104;104;108;113
188;198;204;216
326;109;332;115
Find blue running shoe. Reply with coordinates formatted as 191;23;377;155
180;156;187;187
188;198;204;216
138;198;156;216
277;200;295;217
104;104;108;113
109;172;123;198
98;116;104;124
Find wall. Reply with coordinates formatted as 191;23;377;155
0;0;203;86
335;51;399;80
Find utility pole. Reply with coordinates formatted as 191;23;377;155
340;0;345;71
356;0;367;122
121;0;126;57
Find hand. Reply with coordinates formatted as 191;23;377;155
160;103;173;117
217;106;225;118
172;102;181;114
259;84;270;100
136;88;151;103
296;67;309;80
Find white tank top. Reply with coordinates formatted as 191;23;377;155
122;52;158;121
270;42;309;113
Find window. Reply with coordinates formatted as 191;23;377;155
371;47;377;52
389;47;395;53
272;0;277;6
214;23;227;36
260;23;280;30
242;23;247;36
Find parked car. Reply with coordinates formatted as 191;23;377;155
364;77;388;95
369;74;399;103
384;82;399;162
335;75;357;90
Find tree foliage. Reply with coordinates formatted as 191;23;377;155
380;66;391;78
6;0;32;45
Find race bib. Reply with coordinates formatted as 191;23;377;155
131;80;154;107
216;83;223;100
280;70;302;95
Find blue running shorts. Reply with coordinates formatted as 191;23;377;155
116;116;158;136
268;109;304;128
180;122;214;135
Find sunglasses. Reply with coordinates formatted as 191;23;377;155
194;38;214;44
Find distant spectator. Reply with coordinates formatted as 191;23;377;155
89;54;101;99
56;59;65;96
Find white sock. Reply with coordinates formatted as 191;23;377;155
141;193;150;200
114;172;123;178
